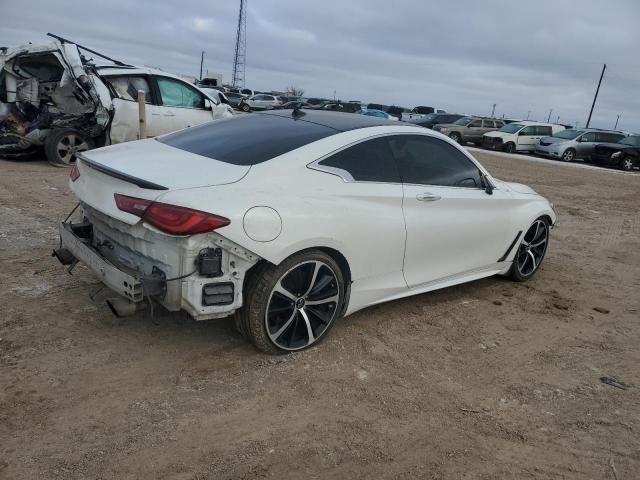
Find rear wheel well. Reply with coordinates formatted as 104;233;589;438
243;247;352;312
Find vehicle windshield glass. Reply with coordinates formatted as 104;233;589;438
453;117;472;126
498;123;524;133
620;136;640;146
553;129;583;139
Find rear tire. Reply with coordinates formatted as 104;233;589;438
45;129;92;167
561;148;576;162
236;251;345;354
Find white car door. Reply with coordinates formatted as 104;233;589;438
102;75;168;143
155;76;217;133
388;134;514;288
516;125;540;151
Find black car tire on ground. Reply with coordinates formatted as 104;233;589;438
241;103;251;112
237;250;345;354
449;132;462;143
561;148;576;162
509;217;550;282
620;156;636;171
44;129;93;167
505;142;516;153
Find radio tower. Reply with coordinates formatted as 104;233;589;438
232;0;247;88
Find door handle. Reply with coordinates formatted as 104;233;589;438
416;192;441;202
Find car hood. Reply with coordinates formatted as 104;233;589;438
494;179;539;196
484;131;508;138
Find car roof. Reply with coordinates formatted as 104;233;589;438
95;65;188;81
262;109;399;130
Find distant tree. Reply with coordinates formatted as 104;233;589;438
286;86;304;97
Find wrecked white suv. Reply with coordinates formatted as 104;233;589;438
0;36;232;166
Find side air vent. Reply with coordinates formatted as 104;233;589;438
202;282;234;306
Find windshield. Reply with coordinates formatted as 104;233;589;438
620;136;640;146
498;123;524;133
553;129;583;140
453;117;472;126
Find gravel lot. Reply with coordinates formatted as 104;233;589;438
1;151;639;479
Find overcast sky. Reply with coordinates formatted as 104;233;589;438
2;0;639;131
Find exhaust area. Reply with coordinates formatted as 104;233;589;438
106;297;137;318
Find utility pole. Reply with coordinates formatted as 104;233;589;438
556;115;560;124
614;114;621;130
586;63;606;128
491;103;496;117
199;51;204;81
547;109;553;122
526;110;531;120
232;0;247;88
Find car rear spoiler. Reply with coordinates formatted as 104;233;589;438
78;154;168;191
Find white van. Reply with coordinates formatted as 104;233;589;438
482;121;566;153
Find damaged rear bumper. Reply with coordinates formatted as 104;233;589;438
58;222;144;302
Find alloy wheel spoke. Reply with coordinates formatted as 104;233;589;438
273;281;296;302
527;250;537;272
303;261;321;297
271;309;297;340
306;293;339;306
299;308;315;344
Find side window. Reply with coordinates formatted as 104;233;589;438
581;132;597;142
318;137;401;183
482;120;495;128
388;135;482;188
156;78;205;108
536;126;552;136
598;133;624;143
104;76;152;104
520;126;536;135
495;121;505;128
468;120;482;128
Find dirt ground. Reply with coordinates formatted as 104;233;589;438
1;151;639;480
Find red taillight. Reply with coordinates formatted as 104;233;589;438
114;194;152;216
70;164;80;182
114;194;230;235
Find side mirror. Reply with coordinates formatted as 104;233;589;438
204;99;213;110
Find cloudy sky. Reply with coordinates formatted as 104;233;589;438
2;0;639;131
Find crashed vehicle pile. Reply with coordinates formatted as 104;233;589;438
0;36;231;166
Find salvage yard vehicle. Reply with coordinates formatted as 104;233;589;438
434;116;505;145
0;35;232;166
535;128;625;162
406;112;465;129
591;135;640;171
483;121;565;153
54;110;556;354
238;94;282;112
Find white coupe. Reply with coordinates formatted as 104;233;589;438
55;110;556;354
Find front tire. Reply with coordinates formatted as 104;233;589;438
241;103;251;112
449;132;462;143
620;156;636;171
237;251;345;354
44;129;92;167
509;217;550;282
561;148;576;162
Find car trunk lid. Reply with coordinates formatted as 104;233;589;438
71;139;250;224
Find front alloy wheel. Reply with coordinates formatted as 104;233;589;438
236;251;344;354
510;218;550;281
561;148;576;162
620;156;635;171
